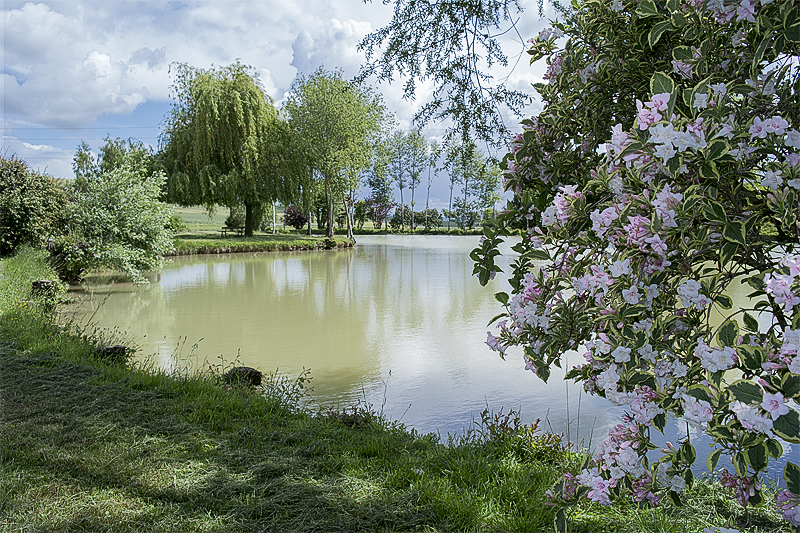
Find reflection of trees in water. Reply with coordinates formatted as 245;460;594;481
73;240;508;403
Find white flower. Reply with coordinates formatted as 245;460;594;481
597;364;621;391
622;286;640;304
609;258;630;277
684;396;713;426
710;83;727;97
670;475;686;493
611;0;624;11
612;346;632;363
639;343;657;363
693;93;708;109
678;279;702;307
785;130;800;149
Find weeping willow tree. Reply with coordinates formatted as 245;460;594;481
284;68;387;241
160;62;310;236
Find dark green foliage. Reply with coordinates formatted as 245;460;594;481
420;208;443;231
224;204;266;230
0;155;67;257
388;205;411;230
353;200;368;229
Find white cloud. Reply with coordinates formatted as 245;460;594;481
2;135;75;179
2;1;374;128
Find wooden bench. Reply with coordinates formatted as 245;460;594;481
220;226;245;237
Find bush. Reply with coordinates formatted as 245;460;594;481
55;155;173;284
0;155;67;257
389;205;413;230
353;200;367;229
283;205;309;230
168;214;188;233
225;206;245;228
473;0;800;527
420;208;443;231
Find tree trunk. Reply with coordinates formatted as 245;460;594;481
448;184;454;230
306;214;312;236
272;200;277;235
326;180;335;239
410;185;415;232
342;192;355;243
399;185;404;231
244;202;254;237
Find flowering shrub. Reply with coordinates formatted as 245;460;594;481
473;0;800;529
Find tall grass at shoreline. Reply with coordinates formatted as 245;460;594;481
0;249;793;532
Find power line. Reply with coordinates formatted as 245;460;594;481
4;126;161;130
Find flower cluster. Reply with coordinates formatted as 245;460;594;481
778;489;800;527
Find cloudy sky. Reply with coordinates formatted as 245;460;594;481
3;0;550;208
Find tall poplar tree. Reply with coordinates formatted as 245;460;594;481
160;62;308;237
284;68;386;240
405;130;427;231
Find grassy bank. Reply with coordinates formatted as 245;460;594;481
0;249;792;532
169;233;353;256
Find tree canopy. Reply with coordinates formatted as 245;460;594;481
284;68;387;240
160;62;309;236
358;0;552;146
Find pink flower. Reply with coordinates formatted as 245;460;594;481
623;215;652;247
636;100;662;130
649;92;670;111
765;273;800;311
486;332;506;355
672;60;693;79
777;489;800;527
761;392;790;420
765;115;790;135
645;234;668;256
782;254;800;277
609;123;630;154
750;116;768;139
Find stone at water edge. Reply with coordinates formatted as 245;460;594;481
95;345;129;364
223;366;263;388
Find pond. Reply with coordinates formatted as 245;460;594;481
67;235;792;480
